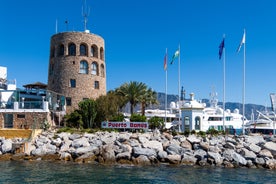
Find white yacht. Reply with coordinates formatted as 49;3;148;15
245;110;275;135
245;94;276;135
137;102;180;129
181;92;247;134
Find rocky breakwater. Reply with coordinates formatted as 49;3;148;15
1;130;276;169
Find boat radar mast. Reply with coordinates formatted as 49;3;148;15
82;0;90;33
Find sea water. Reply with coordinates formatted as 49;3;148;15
0;161;275;184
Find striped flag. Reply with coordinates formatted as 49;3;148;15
237;30;246;53
163;52;167;70
170;49;179;64
219;38;225;60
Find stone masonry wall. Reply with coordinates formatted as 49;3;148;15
47;32;106;113
0;112;50;129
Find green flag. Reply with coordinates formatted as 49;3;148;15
170;50;179;64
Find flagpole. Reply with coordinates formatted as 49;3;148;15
178;44;181;132
223;35;226;132
165;48;168;125
242;29;246;134
219;36;225;131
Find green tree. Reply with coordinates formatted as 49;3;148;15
115;81;147;115
95;91;126;123
64;110;83;128
140;88;158;116
148;116;164;129
78;99;97;128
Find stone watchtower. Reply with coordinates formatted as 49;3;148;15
47;31;106;113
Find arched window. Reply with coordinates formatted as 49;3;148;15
91;45;98;58
91;62;98;75
80;44;87;56
68;43;76;56
185;116;190;131
100;47;104;60
58;44;64;56
100;64;105;77
79;60;88;74
195;116;201;130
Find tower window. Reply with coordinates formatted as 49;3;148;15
58;44;64;56
66;97;72;106
94;81;99;89
100;47;104;60
68;43;76;56
70;79;76;88
91;45;98;58
80;44;87;56
91;62;98;75
80;60;88;74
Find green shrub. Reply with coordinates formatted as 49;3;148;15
57;127;76;134
206;128;219;136
184;130;190;137
197;131;206;137
109;113;125;122
148;116;164;129
172;129;178;136
130;113;147;122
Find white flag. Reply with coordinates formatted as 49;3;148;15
237;30;246;53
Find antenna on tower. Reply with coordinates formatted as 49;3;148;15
82;0;90;33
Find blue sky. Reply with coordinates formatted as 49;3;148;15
1;0;276;106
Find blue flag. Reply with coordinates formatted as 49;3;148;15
219;38;224;60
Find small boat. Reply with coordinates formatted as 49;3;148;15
245;110;276;135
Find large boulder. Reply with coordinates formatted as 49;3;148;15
181;153;197;165
167;154;181;164
244;143;261;153
102;144;116;163
263;142;276;156
208;151;222;165
133;147;157;157
59;139;72;152
232;152;247;166
187;135;201;144
180;140;192;150
71;137;90;148
133;155;151;165
240;148;256;160
194;149;207;161
116;151;131;161
1;139;13;153
142;140;163;152
166;144;183;155
245;135;265;145
157;150;168;162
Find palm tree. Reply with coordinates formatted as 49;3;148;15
115;81;147;114
140;88;158;116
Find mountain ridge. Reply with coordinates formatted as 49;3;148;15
156;92;266;119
